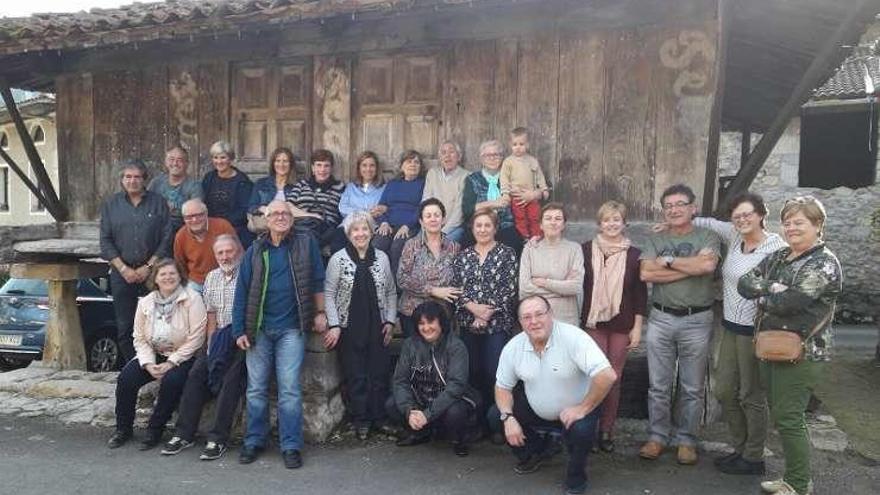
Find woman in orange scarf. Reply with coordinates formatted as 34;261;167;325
581;200;647;453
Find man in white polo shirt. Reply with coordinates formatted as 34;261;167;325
489;295;617;495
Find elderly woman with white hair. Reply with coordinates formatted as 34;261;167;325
202;140;255;248
322;211;398;440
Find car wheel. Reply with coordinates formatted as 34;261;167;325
86;333;120;372
0;355;29;372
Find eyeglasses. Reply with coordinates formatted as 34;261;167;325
662;201;692;210
183;212;207;221
731;211;756;222
481;152;503;158
267;211;293;219
520;309;550;322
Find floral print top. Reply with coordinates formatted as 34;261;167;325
738;243;842;361
397;231;460;316
452;243;518;335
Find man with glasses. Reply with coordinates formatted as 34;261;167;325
100;159;173;362
488;295;616;495
638;183;721;465
148;145;203;232
232;200;327;468
173;199;236;293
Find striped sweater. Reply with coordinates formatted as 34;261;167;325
286;177;346;230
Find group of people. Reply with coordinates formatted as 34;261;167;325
97;127;841;495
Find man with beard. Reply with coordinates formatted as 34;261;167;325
161;234;247;461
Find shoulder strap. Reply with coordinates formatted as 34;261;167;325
805;304;835;341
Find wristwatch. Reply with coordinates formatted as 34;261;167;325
499;412;514;422
663;255;675;268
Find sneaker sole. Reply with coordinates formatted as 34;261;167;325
514;459;543;475
200;449;227;461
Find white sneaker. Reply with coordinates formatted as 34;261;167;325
761;479;814;494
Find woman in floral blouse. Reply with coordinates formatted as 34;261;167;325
452;208;517;408
397;198;461;338
738;195;842;495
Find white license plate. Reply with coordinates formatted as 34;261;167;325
0;334;22;346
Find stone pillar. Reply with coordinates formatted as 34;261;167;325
10;262;107;370
301;331;344;442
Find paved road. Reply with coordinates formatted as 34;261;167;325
1;415;878;495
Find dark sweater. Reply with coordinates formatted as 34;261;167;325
202;168;254;247
581;242;648;333
377;177;425;230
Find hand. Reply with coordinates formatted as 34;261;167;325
120;266;139;284
236;335;251;350
314;312;329;333
559;405;588;429
308;212;323;220
471;317;487;329
408;410;429;431
531;277;548;288
378;222;392;236
394;225;410;240
527;235;542;247
134;265;151;283
697;247;716;259
503;417;526;447
145;363;168;380
469;303;495;322
323;327;341;349
382;323;394;347
651;222;669;233
769;282;788;294
627;326;642;349
370;205;387;217
430;286;462;303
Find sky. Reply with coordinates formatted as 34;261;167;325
1;0;133;18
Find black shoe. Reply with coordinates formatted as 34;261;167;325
396;433;431;447
239;446;260;464
356;426;370;441
200;442;227;461
452;442;469;457
565;482;588;495
713;451;740;468
107;430;132;449
282;449;303;469
514;455;543;475
598;432;615;453
716;455;765;475
139;430;163;451
160;436;193;456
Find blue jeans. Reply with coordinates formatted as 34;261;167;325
244;327;305;451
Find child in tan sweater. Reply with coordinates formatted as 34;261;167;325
500;127;548;238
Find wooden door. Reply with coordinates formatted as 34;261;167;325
230;59;312;179
352;52;446;179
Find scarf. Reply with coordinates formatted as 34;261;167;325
151;285;184;352
482;170;501;201
343;242;382;348
586;235;630;328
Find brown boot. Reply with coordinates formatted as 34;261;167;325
639;441;664;460
677;445;698;465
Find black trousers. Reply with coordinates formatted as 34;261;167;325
115;356;194;433
487;384;600;489
173;349;247;444
385;396;479;444
109;270;148;362
340;325;391;426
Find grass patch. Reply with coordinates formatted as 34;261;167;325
814;354;880;461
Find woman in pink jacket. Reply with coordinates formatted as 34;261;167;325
107;259;206;450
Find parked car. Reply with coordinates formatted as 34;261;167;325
0;276;121;372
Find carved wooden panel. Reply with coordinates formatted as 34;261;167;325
239;120;267;162
404;57;440;103
236;67;269;109
358;58;394;105
278;65;306;108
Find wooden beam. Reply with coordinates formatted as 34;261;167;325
702;0;728;216
740;124;751;169
717;0;880;214
0;145;55;211
0;81;69;220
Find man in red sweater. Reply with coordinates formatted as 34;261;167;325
174;199;237;293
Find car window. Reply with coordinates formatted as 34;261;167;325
0;278;48;297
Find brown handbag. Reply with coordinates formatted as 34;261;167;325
754;309;833;363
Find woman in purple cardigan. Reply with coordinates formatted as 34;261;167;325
581;200;647;453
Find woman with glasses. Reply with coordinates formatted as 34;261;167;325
462;140;523;254
739;196;841;495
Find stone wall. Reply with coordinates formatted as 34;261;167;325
719;118;880;318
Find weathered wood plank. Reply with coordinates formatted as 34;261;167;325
446;40;495;169
55;73;95;221
492;39;518;143
515;35;559;193
652;23;719;216
556;32;606;222
313;55;351;179
602;28;656;221
138;67;170;177
196;62;230;177
93;69;140;205
167;64;199;156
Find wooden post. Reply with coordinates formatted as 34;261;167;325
10;262;108;371
717;0;880;214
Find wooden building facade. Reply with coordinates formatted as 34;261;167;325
0;0;721;222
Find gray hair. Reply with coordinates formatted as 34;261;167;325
439;140;462;156
478;139;504;157
118;158;150;183
342;211;376;236
181;198;207;215
209;140;236;161
212;233;242;253
166;145;189;161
